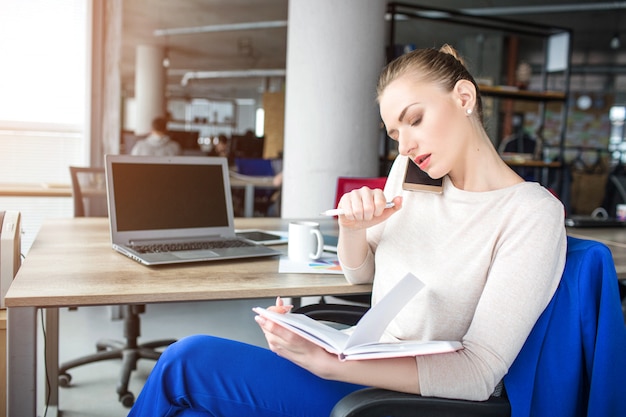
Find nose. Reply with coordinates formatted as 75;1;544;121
396;133;416;157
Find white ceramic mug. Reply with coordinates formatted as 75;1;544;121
288;221;324;262
617;204;626;221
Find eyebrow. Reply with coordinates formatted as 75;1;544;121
397;102;419;122
387;102;419;138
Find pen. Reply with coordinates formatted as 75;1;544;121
320;201;395;217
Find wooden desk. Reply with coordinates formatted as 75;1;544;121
0;183;72;197
567;227;626;279
4;217;368;417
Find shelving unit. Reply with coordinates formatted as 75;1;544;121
167;97;238;137
480;84;567;176
383;2;573;196
478;85;566;102
169;119;235;128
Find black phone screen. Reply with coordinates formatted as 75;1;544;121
236;231;282;242
403;160;443;193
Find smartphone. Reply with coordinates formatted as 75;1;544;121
403;159;443;193
235;230;286;245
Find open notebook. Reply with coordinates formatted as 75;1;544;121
105;155;280;265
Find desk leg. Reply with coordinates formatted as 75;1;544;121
244;184;254;217
7;307;37;417
45;308;59;406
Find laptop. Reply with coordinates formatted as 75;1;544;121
105;154;280;265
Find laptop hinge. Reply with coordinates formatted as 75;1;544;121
128;235;222;246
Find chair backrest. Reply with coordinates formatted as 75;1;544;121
234;158;275;177
69;166;108;217
334;177;388;209
504;236;626;417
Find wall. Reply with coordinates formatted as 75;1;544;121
262;92;285;159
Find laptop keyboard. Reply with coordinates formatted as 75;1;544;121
132;239;256;254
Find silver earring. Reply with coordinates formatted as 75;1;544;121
466;108;473;115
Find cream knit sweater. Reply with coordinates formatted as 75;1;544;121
340;155;567;401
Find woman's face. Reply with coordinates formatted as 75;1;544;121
379;74;467;180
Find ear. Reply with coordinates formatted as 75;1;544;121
453;79;477;112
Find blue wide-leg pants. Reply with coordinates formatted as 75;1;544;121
128;335;365;417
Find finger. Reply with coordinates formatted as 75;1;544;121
390;195;403;211
268;296;293;314
255;315;291;339
254;314;267;327
357;188;391;220
372;190;389;217
346;187;373;220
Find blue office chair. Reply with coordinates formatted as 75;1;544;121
234;157;275;176
296;237;626;417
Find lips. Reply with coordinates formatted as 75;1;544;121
414;154;431;171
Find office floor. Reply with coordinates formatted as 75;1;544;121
39;298;276;416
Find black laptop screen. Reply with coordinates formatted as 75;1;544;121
111;162;228;231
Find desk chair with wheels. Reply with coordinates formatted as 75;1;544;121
60;167;176;407
234;157;280;216
296;237;626;417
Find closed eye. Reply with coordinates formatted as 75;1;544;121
410;118;421;127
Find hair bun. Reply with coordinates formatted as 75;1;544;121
439;44;466;67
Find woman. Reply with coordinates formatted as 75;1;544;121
128;45;566;416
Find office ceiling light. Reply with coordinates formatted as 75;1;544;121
611;9;622;49
154;20;287;37
577;95;592;110
162;46;170;68
181;69;286;86
611;33;621;49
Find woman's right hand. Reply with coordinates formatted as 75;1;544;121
337;187;402;230
266;296;293;314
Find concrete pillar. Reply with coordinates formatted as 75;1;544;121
134;45;166;135
92;0;122;163
281;0;387;218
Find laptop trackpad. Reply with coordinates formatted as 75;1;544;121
173;250;219;259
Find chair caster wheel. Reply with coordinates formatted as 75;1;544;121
58;373;72;387
119;391;135;408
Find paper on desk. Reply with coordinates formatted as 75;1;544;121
278;253;343;274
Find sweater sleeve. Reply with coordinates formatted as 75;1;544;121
415;193;567;401
339;157;407;285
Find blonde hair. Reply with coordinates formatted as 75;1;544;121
377;44;483;123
